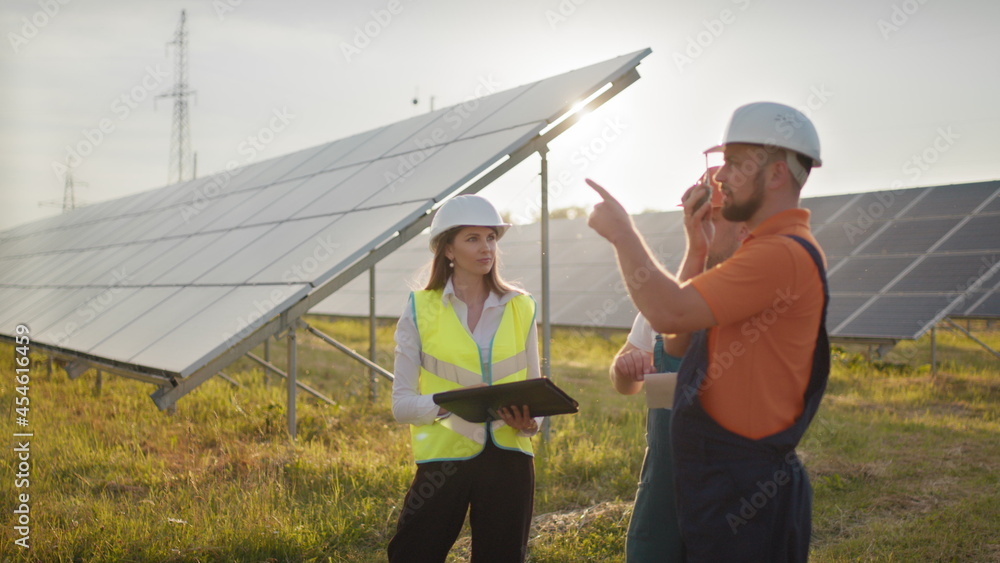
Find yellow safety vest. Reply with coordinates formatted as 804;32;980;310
409;289;536;463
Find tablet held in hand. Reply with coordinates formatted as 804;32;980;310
433;378;579;423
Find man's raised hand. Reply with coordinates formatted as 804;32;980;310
586;178;634;245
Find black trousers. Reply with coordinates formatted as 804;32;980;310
388;440;534;563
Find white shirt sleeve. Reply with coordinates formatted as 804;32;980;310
626;313;656;353
391;293;442;426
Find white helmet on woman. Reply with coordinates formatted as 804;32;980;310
429;194;511;251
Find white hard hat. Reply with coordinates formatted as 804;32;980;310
429;194;511;251
704;102;822;167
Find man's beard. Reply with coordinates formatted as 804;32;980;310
721;171;765;222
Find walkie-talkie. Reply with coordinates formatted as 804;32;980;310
683;170;712;213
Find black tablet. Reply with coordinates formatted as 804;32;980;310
432;378;579;423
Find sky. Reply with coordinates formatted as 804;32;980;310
2;0;998;231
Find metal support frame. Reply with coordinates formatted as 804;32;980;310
539;146;552;380
539;146;553;442
369;265;378;402
66;361;88;380
245;352;336;405
263;338;271;384
146;64;643;411
216;372;241;388
930;325;937;377
303;322;395;382
287;325;297;438
21;345;173;387
944;318;1000;361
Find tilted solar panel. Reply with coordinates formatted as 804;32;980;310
0;49;652;403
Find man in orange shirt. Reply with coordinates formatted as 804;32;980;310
587;102;829;562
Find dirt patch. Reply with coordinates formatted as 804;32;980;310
532;501;632;537
445;502;632;562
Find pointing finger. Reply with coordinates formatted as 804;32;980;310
586;178;613;202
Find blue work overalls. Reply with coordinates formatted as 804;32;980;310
671;235;829;562
625;336;683;562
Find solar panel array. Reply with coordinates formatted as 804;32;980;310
0;49;652;387
313;181;1000;341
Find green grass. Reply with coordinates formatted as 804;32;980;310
0;318;998;561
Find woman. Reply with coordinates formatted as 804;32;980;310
388;194;542;563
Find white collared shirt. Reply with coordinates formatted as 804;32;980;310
392;278;542;433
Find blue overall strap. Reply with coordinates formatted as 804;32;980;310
653;334;683;373
782;235;830;432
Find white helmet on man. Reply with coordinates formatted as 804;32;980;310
429;194;511;251
704;101;822;167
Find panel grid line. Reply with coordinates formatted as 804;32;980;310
832;185;1000;334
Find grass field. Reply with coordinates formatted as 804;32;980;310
1;318;998;562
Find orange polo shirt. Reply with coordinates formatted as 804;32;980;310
689;208;826;440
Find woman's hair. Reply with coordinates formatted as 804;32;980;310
424;226;520;295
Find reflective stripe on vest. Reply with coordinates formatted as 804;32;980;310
410;289;536;463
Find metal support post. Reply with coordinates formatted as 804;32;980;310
539;147;552;442
287;324;298;439
370;265;378;402
930;325;937;377
263;338;271;384
95;370;103;396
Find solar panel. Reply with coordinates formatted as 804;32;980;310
827;255;917;293
959;276;1000;318
862;217;962;255
836;295;959;340
311;181;1000;341
0;49;652;405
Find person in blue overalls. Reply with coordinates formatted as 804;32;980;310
610;170;747;562
588;101;829;561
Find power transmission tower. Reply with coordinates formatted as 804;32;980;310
157;10;196;185
62;170;78;211
39;167;87;212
